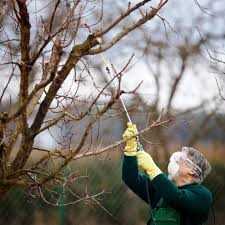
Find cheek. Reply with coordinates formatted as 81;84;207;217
179;164;191;175
178;166;185;175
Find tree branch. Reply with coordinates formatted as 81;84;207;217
89;0;168;55
73;118;172;161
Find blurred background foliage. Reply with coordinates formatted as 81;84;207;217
0;150;225;225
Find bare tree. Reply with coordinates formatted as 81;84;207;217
0;0;169;202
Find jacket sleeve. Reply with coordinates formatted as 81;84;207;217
122;155;160;207
151;174;213;214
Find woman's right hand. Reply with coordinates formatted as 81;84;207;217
122;122;138;156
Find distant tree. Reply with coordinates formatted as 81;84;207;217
121;0;225;161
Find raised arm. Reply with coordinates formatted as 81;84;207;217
122;155;160;206
121;123;160;206
151;174;213;214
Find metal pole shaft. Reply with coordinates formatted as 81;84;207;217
119;96;132;123
101;54;132;123
101;54;143;151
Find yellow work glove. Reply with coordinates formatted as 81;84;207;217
122;122;138;156
137;151;162;180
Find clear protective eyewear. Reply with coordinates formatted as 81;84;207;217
169;151;203;181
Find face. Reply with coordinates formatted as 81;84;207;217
168;152;194;182
178;161;194;177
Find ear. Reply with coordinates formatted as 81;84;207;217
188;169;199;179
187;168;196;177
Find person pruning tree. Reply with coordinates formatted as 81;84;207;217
122;122;213;225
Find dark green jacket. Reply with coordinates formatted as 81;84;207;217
122;155;213;225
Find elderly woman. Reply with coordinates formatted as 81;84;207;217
122;123;212;225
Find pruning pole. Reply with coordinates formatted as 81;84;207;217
100;53;144;151
100;54;132;123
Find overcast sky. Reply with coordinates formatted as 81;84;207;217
1;0;225;149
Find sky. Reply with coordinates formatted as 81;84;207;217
1;0;224;110
1;0;225;149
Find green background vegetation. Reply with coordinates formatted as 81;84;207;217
1;152;224;225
